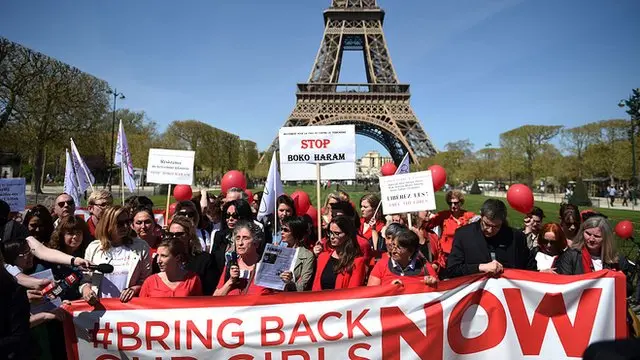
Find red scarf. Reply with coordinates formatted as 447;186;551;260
580;247;593;273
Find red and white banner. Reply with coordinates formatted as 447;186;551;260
63;270;627;360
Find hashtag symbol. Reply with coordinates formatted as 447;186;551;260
89;321;113;349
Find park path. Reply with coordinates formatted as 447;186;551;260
483;190;640;212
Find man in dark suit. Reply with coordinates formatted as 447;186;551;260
445;199;535;278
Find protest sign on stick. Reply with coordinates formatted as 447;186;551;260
279;125;356;243
146;149;195;224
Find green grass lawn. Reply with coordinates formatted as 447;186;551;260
141;184;640;255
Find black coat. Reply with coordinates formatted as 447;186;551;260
555;248;634;297
0;266;30;360
445;221;536;278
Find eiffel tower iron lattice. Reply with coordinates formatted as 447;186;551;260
263;0;437;165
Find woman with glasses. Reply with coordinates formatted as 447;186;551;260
214;220;271;296
278;216;316;291
312;216;366;290
131;206;162;273
268;195;296;247
211;200;254;280
36;216;91;300
423;190;475;273
165;216;219;295
174;200;210;253
368;228;438;286
140;238;202;297
531;223;567;273
80;206;151;304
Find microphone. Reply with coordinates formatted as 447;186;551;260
88;263;114;274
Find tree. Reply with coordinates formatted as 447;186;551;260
3;42;110;193
499;125;562;186
238;140;259;174
582;119;632;184
561;123;600;177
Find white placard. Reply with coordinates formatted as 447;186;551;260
278;125;356;181
146;149;195;185
0;178;26;212
379;170;436;214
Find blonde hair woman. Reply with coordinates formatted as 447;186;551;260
556;216;628;275
80;206;151;304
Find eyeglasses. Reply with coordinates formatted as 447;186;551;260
281;227;291;233
226;213;239;219
57;200;75;207
164;231;186;239
18;248;32;257
92;202;109;208
537;239;558;246
328;231;344;238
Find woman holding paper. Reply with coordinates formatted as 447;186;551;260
79;206;151;304
278;216;316;291
312;216;366;290
214;220;271;296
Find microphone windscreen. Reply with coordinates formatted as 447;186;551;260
95;263;114;274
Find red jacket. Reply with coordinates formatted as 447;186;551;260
312;252;366;291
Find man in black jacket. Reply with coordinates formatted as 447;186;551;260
446;199;535;278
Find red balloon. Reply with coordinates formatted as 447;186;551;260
221;170;247;194
306;205;318;227
428;165;447;191
173;185;193;202
245;190;254;204
615;220;634;239
381;162;397;176
168;202;178;218
291;190;311;215
506;184;534;214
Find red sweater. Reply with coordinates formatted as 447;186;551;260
139;272;202;298
369;256;438;286
312;252;366;291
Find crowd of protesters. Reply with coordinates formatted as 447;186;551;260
0;187;637;359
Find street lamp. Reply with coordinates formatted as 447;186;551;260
106;88;125;191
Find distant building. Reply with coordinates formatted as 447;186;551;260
356;151;392;179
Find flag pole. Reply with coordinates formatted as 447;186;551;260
316;163;322;245
165;184;172;229
273;151;278;239
121;165;125;205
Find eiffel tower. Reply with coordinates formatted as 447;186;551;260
263;0;437;165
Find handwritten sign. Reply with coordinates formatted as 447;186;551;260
278;125;356;180
146;149;195;185
379;170;436;214
0;178;26;211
